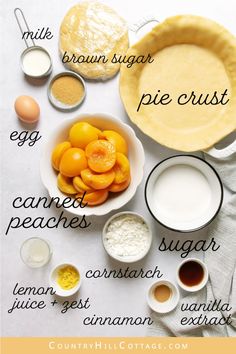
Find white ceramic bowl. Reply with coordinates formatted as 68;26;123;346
102;211;152;263
145;155;223;232
177;258;208;292
49;263;82;297
40;113;145;216
147;280;180;313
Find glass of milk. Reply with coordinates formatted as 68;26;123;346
20;237;52;268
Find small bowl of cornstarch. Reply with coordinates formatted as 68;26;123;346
102;211;152;263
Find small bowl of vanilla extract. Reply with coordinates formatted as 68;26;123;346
177;258;208;292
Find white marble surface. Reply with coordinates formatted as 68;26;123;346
0;0;234;337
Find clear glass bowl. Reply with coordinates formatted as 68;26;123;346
20;237;52;268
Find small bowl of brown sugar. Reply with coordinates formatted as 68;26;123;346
48;71;86;111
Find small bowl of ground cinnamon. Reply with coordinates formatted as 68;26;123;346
48;71;86;111
147;280;180;313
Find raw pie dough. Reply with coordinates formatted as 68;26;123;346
120;16;236;152
59;1;129;80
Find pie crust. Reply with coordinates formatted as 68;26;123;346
120;15;236;152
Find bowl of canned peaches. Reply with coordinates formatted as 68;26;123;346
40;114;145;215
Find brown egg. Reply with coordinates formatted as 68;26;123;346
14;95;40;123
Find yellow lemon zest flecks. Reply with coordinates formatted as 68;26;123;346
57;265;79;290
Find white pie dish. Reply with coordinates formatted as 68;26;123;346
40;113;145;216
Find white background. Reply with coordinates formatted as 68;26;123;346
0;0;234;337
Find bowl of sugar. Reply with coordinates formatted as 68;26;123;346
145;155;223;232
102;211;152;263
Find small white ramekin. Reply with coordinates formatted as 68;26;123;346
102;211;152;263
176;257;208;292
147;280;180;313
49;263;82;297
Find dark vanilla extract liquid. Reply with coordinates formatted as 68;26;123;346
179;260;204;286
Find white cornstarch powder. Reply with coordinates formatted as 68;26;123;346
104;214;150;258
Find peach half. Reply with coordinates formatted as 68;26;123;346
109;175;131;193
76;190;109;206
51;141;71;171
113;153;130;184
85;140;116;173
57;173;77;194
59;148;88;177
81;168;115;190
69;122;102;149
73;176;93;193
102;130;128;155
